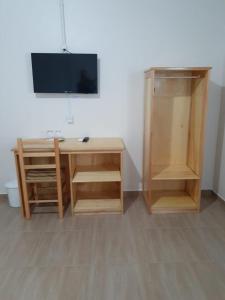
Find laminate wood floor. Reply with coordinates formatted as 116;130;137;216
0;192;225;300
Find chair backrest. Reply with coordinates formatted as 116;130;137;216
17;138;63;218
17;138;61;175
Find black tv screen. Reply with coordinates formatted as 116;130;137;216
31;53;98;94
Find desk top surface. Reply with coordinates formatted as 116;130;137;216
13;138;125;153
60;138;124;152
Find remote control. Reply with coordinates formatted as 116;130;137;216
82;137;89;143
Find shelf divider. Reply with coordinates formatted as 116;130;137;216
74;199;122;214
151;165;199;180
73;170;121;183
152;190;198;212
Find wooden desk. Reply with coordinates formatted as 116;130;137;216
13;138;125;217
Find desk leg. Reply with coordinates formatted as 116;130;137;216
14;153;25;217
120;151;124;214
68;154;74;215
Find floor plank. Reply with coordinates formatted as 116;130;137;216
0;193;225;299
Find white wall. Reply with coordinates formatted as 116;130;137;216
218;129;225;200
213;58;225;200
0;0;225;192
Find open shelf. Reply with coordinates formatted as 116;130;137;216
73;170;121;183
69;151;123;215
151;190;198;213
152;165;199;180
74;199;122;214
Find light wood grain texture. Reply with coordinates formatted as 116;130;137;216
186;179;201;210
13;138;125;153
68;154;75;215
152;165;199;180
145;66;212;75
67;149;123;215
120;152;124;213
54;139;64;219
152;180;186;191
74;153;120;169
14;153;25;217
14;139;124;217
143;73;154;212
17;138;64;219
152;190;198;212
74;199;122;214
73;171;121;183
143;67;210;213
17;139;31;219
152;91;191;165
60;138;124;153
77;188;120;200
73;180;122;215
26;179;57;183
29;199;58;203
24;164;56;170
188;76;208;176
23;152;55;157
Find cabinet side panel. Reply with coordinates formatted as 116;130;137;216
186;180;201;209
143;76;153;208
188;74;208;175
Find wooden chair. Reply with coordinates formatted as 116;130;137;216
17;138;64;219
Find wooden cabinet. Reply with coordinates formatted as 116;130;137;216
69;151;124;214
143;67;211;213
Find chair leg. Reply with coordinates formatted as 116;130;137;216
59;204;63;218
57;181;63;219
58;193;63;218
23;183;31;219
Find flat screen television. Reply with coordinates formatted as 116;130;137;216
31;53;98;94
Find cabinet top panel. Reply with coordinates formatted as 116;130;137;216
145;67;212;73
60;138;125;153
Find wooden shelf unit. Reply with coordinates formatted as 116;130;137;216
69;151;124;215
143;67;211;213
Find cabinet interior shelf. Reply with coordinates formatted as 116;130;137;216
73;170;121;183
152;165;199;180
152;190;198;212
73;198;121;214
